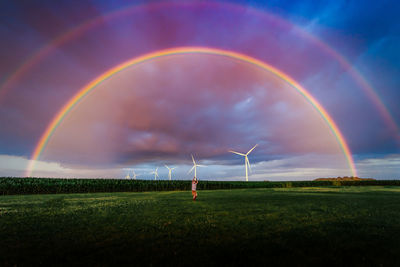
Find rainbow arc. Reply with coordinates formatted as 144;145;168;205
25;47;357;177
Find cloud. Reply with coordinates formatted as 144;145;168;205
355;154;400;179
0;154;122;178
0;152;351;180
2;152;398;181
35;54;348;173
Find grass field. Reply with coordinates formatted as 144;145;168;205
1;186;400;266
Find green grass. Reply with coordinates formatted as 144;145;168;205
1;186;400;266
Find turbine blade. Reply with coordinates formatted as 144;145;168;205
197;165;206;167
188;165;195;174
246;144;258;155
191;154;196;165
165;164;170;170
229;150;246;156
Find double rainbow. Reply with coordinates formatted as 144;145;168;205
2;2;397;137
25;47;357;177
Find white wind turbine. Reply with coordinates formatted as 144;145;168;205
164;165;176;181
188;154;205;179
150;167;159;180
131;169;140;180
125;172;131;179
229;144;258;182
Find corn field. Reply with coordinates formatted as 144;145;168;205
0;177;399;195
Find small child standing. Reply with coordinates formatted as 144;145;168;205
192;177;198;201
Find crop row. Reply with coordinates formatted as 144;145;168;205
0;177;400;195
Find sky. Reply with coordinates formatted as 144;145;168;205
0;0;399;180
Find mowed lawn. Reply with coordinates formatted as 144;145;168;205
1;187;400;266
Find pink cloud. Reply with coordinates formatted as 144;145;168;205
39;54;347;170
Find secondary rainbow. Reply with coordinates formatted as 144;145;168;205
25;47;357;177
2;2;397;137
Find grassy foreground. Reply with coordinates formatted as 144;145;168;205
1;187;400;266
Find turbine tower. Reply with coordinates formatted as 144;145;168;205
164;165;176;181
229;144;258;182
150;167;159;180
188;154;205;179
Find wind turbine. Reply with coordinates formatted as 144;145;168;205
164;165;176;181
229;144;258;182
125;172;131;179
131;169;139;180
188;154;205;179
150;167;159;180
